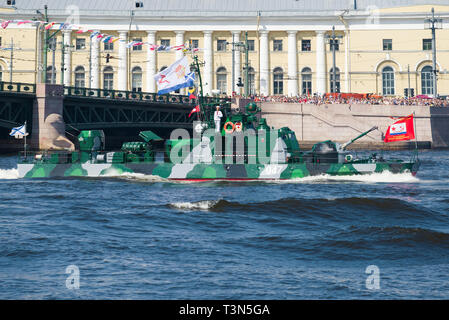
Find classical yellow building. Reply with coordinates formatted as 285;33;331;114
0;0;448;97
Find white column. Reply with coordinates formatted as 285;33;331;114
287;30;298;96
232;31;241;93
175;31;185;94
203;31;213;95
344;30;351;93
146;31;157;93
259;30;269;96
118;30;128;91
315;30;326;95
63;29;72;86
90;30;100;89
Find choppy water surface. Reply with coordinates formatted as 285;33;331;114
0;150;448;299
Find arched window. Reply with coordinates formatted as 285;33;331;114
103;66;114;90
0;65;2;82
74;66;85;88
301;67;312;95
216;67;227;94
382;66;395;95
329;67;340;93
421;65;434;95
248;67;255;95
46;66;56;84
273;67;284;95
132;66;142;92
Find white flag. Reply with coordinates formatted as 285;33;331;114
9;123;28;139
154;56;195;95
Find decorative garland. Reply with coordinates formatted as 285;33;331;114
1;19;200;52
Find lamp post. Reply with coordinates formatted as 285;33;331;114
425;7;442;97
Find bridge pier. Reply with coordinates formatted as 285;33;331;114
31;83;75;151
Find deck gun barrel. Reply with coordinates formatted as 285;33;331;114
339;126;379;151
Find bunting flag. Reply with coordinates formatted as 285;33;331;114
188;105;200;118
0;19;200;52
17;20;33;26
188;87;197;100
44;22;55;30
1;20;10;29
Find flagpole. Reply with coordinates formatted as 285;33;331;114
413;111;418;160
24;121;27;159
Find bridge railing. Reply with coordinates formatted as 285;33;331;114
0;82;36;94
64;86;230;105
0;82;230;105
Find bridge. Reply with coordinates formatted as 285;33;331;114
0;81;230;150
0;81;228;130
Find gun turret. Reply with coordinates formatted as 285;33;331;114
338;126;378;151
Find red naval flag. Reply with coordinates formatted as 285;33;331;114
384;114;415;143
188;105;200;118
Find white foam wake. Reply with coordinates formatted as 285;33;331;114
104;171;170;182
270;171;420;184
0;168;19;180
169;200;220;210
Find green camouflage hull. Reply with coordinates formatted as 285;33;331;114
18;161;420;180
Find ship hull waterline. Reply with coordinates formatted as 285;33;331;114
17;161;420;180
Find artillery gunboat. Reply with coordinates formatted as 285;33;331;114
17;101;420;180
17;55;419;180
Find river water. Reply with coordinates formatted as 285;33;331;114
0;150;448;299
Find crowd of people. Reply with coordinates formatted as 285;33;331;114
245;94;449;107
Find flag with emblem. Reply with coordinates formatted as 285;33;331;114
384;114;415;143
154;56;195;95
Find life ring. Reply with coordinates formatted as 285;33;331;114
345;154;353;162
234;122;243;132
224;121;235;134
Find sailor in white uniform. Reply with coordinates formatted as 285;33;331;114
214;106;223;133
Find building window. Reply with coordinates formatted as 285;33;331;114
273;67;284;94
247;40;255;51
301;40;311;52
383;39;392;51
301;67;312;95
76;38;86;50
103;66;114;90
273;39;283;51
421;65;434;95
190;39;199;49
329;67;340;93
46;66;55;84
104;41;114;51
133;38;142;51
74;66;85;88
248;67;256;95
423;39;432;51
160;39;170;47
329;39;339;51
217;39;227;52
382;66;395;95
0;66;3;82
216;67;227;93
132;66;143;92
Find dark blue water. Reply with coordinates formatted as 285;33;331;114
1;150;449;299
